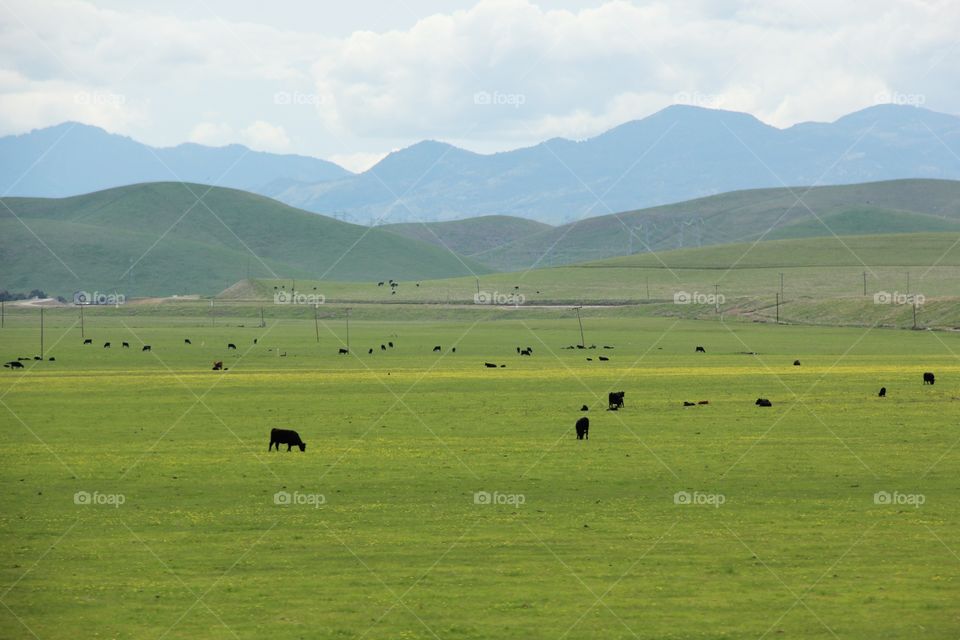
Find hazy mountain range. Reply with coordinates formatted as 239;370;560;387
2;104;960;224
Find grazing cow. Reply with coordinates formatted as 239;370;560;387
381;344;387;351
48;357;55;362
269;428;306;452
484;362;498;368
576;345;585;349
696;346;706;353
878;387;887;398
598;356;609;361
212;361;223;371
122;342;130;348
575;417;590;440
378;282;384;287
4;361;25;369
83;339;92;345
500;365;506;368
520;349;531;356
33;356;41;360
698;400;709;405
581;404;589;411
586;358;592;361
516;347;521;354
433;346;441;352
793;360;801;366
254;338;258;345
923;372;935;385
17;357;29;361
368;348;374;354
603;345;614;349
388;342;394;348
227;343;237;350
756;398;772;407
338;348;349;355
142;345;151;352
103;342;111;348
451;347;456;353
185;339;192;345
683;401;696;407
608;391;625;410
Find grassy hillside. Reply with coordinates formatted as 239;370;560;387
0;183;490;296
474;179;960;271
381;215;552;257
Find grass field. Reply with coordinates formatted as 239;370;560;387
2;307;959;638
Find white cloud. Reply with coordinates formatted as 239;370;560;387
240;120;291;152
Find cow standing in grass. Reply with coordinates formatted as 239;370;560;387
575;417;590;440
269;428;306;452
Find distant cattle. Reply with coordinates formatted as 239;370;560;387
433;346;441;352
381;344;386;351
793;360;801;366
603;345;614;349
253;338;258;345
33;356;41;360
608;391;625;410
48;357;55;362
683;401;696;407
581;404;589;411
575;417;590;440
378;282;384;287
923;372;935;385
586;358;592;361
4;361;25;369
227;343;237;350
598;356;609;361
878;387;887;398
17;357;29;361
212;361;223;371
122;342;130;348
184;339;192;345
698;400;709;405
451;347;456;353
500;364;506;368
388;342;394;348
338;348;349;354
142;345;151;352
520;349;531;356
484;362;498;368
756;398;772;407
576;345;585;349
83;339;92;345
368;348;374;354
696;346;706;353
269;428;306;452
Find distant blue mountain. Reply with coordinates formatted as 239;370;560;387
270;104;960;224
0;122;351;198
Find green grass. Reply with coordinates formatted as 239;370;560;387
0;183;490;297
1;307;959;638
381;215;553;257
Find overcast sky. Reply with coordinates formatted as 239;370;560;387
1;0;958;171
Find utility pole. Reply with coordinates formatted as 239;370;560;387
40;307;44;358
863;272;867;296
913;299;918;329
314;304;320;343
345;307;352;352
776;292;780;324
779;272;784;301
211;298;215;327
80;304;84;339
906;271;910;295
574;306;585;348
476;277;481;298
646;276;650;300
1;300;4;328
260;306;265;328
714;284;720;313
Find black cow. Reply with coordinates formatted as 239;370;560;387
756;398;772;407
575;417;589;440
103;342;111;348
484;362;498;368
269;428;306;452
227;343;237;350
923;372;935;385
793;360;801;366
698;400;709;405
142;345;151;352
17;357;29;361
48;357;55;362
433;346;441;352
586;358;593;361
381;344;387;351
83;339;92;345
368;348;374;354
878;387;887;398
388;342;394;348
32;356;41;360
603;345;614;349
520;349;531;356
122;342;130;348
4;361;25;369
378;281;384;287
254;338;258;345
451;347;456;353
212;361;223;371
608;391;625;410
683;401;696;407
338;348;349;354
580;404;589;411
696;346;706;353
185;339;192;345
598;356;609;361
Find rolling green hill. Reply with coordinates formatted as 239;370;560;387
381;215;552;257
0;183;490;296
473;179;960;271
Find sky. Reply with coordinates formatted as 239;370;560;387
1;0;958;172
